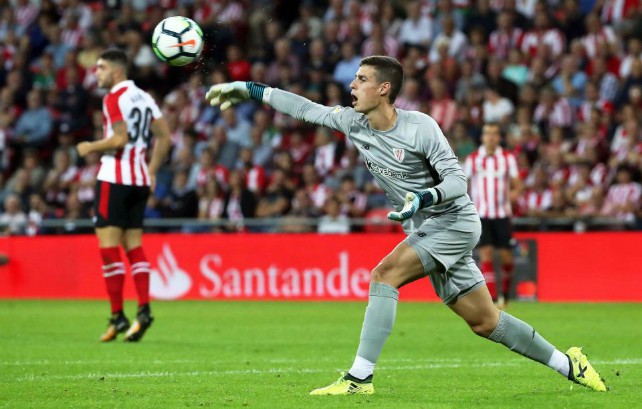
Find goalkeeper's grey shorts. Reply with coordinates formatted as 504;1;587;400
404;205;485;305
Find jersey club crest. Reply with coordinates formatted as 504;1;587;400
393;148;405;163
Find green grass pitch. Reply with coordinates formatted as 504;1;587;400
1;301;639;408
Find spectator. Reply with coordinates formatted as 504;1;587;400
502;49;529;87
73;151;100;214
566;161;603;217
43;149;78;211
160;170;198;220
197;177;225;232
333;42;362;91
226;44;251;82
280;188;319;233
429;78;458;134
0;193;26;235
211;125;241;170
600;166;641;222
464;0;496;38
551;55;588;108
26;192;54;236
398;1;433;50
521;11;566;59
237;147;267;195
337;175;367;219
55;68;90;134
44;25;73;70
619;38;642;79
217;107;253;148
312;126;339;178
589;57;619;102
11;90;53;150
429;14;467;63
483;87;515;125
534;87;573;133
223;169;257;232
581;13;618;60
266;38;301;86
521;167;554;217
317;195;350;234
395;77;422;111
255;168;293;224
301;162;331;213
7;149;46;192
361;22;399;59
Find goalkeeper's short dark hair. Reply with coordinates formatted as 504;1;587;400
360;56;404;103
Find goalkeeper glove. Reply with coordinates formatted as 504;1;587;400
205;81;268;111
387;189;438;222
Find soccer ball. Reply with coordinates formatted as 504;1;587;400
152;16;204;66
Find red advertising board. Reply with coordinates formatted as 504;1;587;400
0;233;437;301
516;232;642;302
0;232;640;302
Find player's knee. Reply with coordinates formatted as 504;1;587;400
468;318;496;338
370;261;396;284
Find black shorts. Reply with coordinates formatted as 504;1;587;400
479;218;513;249
94;181;150;229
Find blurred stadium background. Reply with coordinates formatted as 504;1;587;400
1;0;641;406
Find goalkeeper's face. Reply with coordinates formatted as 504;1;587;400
350;65;390;114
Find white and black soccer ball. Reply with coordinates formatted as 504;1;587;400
152;16;204;66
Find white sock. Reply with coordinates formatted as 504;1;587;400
348;355;375;380
547;349;570;377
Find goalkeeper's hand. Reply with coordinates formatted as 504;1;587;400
205;81;267;111
387;189;436;222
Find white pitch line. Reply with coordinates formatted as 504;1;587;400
12;359;642;383
1;357;465;367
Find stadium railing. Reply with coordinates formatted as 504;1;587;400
14;216;637;234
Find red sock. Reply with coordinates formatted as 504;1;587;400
481;261;497;299
501;262;514;296
127;247;150;307
101;247;125;314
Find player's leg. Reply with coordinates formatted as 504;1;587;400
94;181;129;342
496;218;515;306
96;226;129;341
122;185;153;342
478;219;498;301
310;242;427;395
498;248;514;305
448;271;607;391
122;228;150;310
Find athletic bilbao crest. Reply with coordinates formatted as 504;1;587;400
150;244;192;300
393;148;405;163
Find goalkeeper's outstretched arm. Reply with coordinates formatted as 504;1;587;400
205;82;355;135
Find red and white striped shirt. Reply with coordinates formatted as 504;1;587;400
489;28;524;60
600;182;642;220
520;28;565;58
464;147;519;218
522;188;553;214
601;0;639;23
581;27;617;59
534;97;573;128
97;80;163;186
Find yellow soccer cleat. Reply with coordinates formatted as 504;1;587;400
309;373;374;396
566;347;607;392
100;313;130;342
124;311;154;342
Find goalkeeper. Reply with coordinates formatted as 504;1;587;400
205;56;606;395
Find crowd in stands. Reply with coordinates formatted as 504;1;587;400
0;0;641;235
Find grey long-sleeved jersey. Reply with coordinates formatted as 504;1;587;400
266;89;475;233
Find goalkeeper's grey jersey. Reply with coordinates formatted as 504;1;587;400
267;89;477;233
